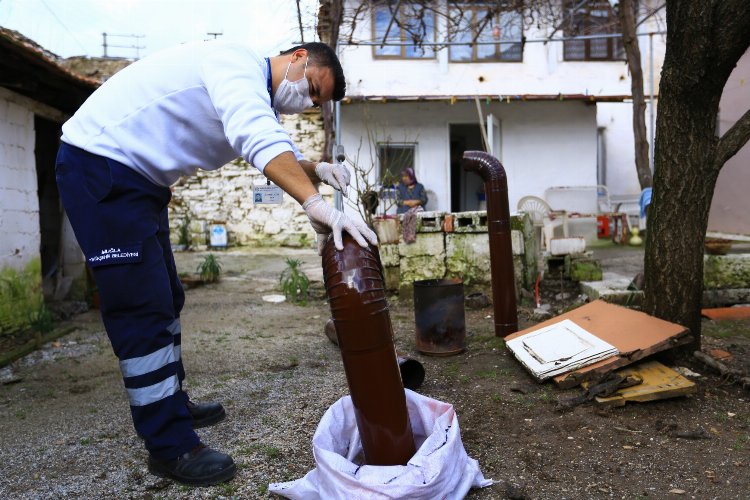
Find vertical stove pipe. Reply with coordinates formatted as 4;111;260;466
462;150;519;337
322;234;416;465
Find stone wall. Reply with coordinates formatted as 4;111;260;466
168;110;326;248
377;211;537;295
0;92;40;271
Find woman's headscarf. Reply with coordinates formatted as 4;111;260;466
400;167;417;186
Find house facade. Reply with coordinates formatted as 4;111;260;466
335;0;667;216
0;28;97;302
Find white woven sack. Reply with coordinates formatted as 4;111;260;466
269;389;492;499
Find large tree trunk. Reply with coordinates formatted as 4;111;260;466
644;0;750;352
618;0;652;190
317;0;344;162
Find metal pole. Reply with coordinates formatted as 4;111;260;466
102;32;107;57
334;42;343;211
649;32;655;172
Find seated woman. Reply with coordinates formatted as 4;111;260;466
395;168;428;214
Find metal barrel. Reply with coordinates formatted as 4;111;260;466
413;278;467;356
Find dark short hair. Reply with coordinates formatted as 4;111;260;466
280;42;345;101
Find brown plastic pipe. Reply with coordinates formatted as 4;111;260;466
462;150;519;337
325;318;425;391
322;234;416;465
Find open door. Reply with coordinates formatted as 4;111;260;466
486;113;501;160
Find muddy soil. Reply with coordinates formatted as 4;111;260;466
0;248;747;499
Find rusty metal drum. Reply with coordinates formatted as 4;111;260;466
413;278;467;356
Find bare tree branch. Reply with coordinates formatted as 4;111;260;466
380;0;402;48
714;108;750;171
295;0;306;43
635;2;665;29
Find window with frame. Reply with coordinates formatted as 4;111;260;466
377;143;416;185
448;3;523;62
563;0;624;61
372;2;436;59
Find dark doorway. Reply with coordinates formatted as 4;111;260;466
34;116;62;294
449;124;485;212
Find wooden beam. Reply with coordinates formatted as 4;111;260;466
0;86;70;123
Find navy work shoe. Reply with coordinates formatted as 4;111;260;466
148;444;236;486
187;400;226;429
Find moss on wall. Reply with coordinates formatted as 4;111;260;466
0;258;43;335
704;254;750;290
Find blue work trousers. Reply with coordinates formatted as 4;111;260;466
55;143;199;460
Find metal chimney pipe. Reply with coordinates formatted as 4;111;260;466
461;151;519;337
322;234;416;465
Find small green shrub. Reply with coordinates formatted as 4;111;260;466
28;302;54;333
197;254;222;283
178;216;191;247
0;260;43;335
280;258;309;305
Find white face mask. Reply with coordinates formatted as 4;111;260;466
274;57;314;115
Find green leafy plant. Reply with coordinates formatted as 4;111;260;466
177;215;191;247
197;254;222;283
28;302;54;334
0;261;44;335
280;258;309;305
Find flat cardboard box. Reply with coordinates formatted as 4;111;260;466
505;300;691;388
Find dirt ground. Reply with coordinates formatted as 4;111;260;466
1;247;748;499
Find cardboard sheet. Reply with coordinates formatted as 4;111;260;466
506;319;619;381
585;360;696;407
701;306;750;321
505;300;691;388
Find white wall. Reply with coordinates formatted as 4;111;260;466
0;94;40;271
341;100;598;214
340;0;667;99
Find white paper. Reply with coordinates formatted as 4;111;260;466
507;319;619;381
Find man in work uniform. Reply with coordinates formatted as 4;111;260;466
56;40;375;486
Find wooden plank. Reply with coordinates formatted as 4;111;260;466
0;86;69;123
701;306;750;321
586;360;696;407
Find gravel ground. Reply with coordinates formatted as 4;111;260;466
0;247;748;499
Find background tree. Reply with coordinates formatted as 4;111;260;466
644;0;750;350
316;0;345;162
617;0;652;190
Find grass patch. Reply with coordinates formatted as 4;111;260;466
475;369;497;379
703;319;750;339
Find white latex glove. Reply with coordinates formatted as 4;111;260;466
302;193;378;255
314;162;351;196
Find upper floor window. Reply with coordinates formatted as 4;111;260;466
373;2;436;59
563;0;624;61
449;4;523;62
377;143;415;184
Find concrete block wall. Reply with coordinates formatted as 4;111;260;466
381;211;536;294
0;96;40;271
168;111;325;248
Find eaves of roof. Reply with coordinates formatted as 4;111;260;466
341;94;650;104
0;27;99;115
